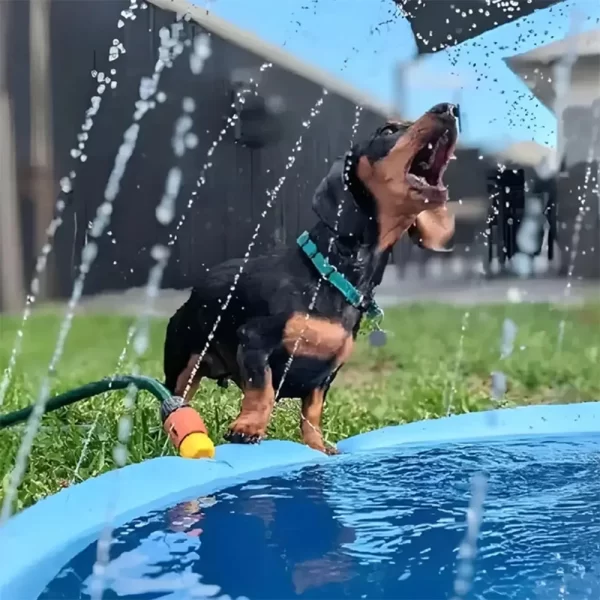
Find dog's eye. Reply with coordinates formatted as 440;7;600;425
380;126;396;136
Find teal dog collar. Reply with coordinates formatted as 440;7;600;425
297;231;383;320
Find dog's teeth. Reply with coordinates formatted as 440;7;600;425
427;143;433;150
450;154;457;161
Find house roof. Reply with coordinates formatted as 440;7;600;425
493;140;555;167
505;28;600;66
504;28;600;112
397;0;565;55
149;0;395;118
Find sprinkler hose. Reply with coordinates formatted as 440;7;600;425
0;375;215;459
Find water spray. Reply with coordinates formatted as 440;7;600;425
274;105;365;451
0;20;192;524
0;0;142;409
181;90;330;398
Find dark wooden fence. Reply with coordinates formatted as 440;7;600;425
7;0;382;299
5;0;491;304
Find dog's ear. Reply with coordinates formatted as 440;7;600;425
358;121;413;162
312;155;366;238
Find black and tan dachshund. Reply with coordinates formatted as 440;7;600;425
164;103;459;453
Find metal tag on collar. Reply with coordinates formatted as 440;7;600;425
369;329;387;347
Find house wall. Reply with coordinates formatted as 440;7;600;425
557;102;600;278
557;160;600;278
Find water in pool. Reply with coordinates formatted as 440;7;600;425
41;435;600;599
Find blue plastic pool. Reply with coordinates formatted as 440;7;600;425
39;435;600;600
3;402;600;600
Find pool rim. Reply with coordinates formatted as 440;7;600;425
2;401;600;600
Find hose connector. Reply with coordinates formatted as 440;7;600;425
162;396;215;459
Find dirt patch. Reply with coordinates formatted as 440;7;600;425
338;360;395;388
574;304;600;327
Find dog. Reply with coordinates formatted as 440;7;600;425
163;102;458;454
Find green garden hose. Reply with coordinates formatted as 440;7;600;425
0;375;215;458
0;376;171;429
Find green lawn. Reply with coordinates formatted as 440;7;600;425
1;302;599;513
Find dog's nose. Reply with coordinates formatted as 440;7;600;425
428;103;458;119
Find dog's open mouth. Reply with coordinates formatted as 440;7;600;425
406;128;456;192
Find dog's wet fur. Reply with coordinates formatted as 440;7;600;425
164;103;459;453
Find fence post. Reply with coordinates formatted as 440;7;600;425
0;0;26;313
30;0;57;299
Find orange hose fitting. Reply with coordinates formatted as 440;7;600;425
163;406;215;459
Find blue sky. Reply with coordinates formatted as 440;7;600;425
198;0;600;151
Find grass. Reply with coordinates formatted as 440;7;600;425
1;302;599;513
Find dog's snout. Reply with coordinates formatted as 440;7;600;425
428;103;458;119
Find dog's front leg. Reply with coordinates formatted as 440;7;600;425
224;318;282;444
301;387;339;455
173;353;204;401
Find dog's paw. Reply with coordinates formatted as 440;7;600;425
224;421;264;445
304;438;339;455
224;430;263;444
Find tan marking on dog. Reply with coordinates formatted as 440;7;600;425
283;313;352;361
357;113;445;251
301;388;328;452
414;205;455;249
228;368;275;439
175;353;203;401
333;335;354;368
356;159;417;251
300;388;340;455
293;554;353;595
